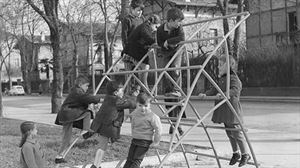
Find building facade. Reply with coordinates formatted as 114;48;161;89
246;0;300;86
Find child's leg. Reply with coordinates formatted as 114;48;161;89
231;125;249;154
57;123;73;157
93;135;109;167
124;139;151;168
82;112;91;131
224;124;239;153
123;143;137;168
138;63;149;89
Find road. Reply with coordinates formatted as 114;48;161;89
2;95;300;168
3;95;299;132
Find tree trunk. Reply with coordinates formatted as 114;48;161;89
24;70;31;94
0;70;3;117
26;0;62;114
104;21;111;71
72;51;78;87
233;0;244;61
50;29;63;114
217;0;232;54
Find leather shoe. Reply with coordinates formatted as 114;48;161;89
82;131;95;139
178;127;184;136
229;152;240;165
90;164;101;168
169;126;174;134
238;154;251;167
55;158;67;164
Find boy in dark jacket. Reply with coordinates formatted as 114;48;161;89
123;14;160;89
157;7;185;136
85;80;136;168
121;0;145;48
122;0;145;94
199;55;251;167
54;75;101;163
156;7;185;94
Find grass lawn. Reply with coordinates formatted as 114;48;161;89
0;118;194;168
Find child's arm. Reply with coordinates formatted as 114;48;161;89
116;97;136;111
199;86;218;97
229;75;242;97
22;145;38;168
151;114;162;147
122;17;130;47
166;26;185;47
78;92;101;105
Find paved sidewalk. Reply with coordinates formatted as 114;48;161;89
2;96;300;168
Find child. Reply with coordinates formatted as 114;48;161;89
54;75;101;163
156;7;185;136
123;14;161;89
122;0;145;94
123;92;162;168
85;80;136;168
156;7;185;95
121;0;145;48
20;121;46;168
199;55;251;167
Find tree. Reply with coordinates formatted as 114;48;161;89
26;0;63;114
1;0;43;95
0;31;17;117
93;0;122;71
59;0;92;87
217;0;246;61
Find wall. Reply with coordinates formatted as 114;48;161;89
247;0;300;49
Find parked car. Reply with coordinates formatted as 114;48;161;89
8;85;25;96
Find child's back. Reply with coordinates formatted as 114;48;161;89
21;140;46;168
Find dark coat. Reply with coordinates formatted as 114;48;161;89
156;23;185;58
123;21;156;64
55;86;100;129
91;95;136;139
122;13;145;47
205;73;243;124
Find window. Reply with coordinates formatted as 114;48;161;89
288;11;298;42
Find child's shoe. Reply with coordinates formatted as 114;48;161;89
229;152;240;165
55;157;67;164
238;153;251;167
90;164;101;168
82;131;95;139
169;126;174;134
178;127;184;136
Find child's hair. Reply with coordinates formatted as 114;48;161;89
19;121;35;147
167;8;184;22
136;92;150;105
147;14;160;24
106;80;123;95
130;0;144;9
75;75;90;86
219;54;237;71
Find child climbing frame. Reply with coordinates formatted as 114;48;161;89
95;11;259;168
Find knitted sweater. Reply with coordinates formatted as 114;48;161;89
129;109;162;141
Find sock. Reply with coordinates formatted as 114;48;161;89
94;149;105;167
